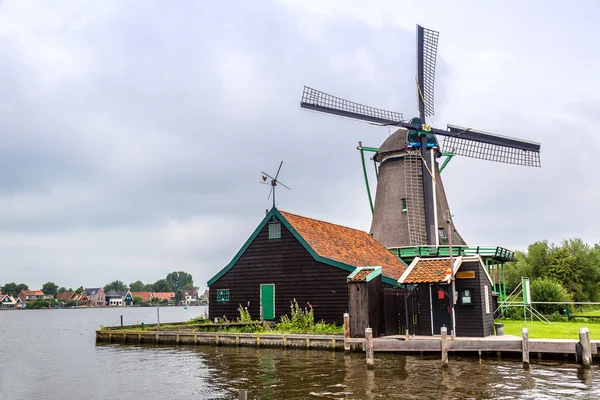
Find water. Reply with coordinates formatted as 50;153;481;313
0;307;597;399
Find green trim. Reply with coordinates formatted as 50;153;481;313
359;146;374;214
207;208;400;288
207;210;276;286
216;289;230;302
358;146;379;152
347;266;383;282
439;153;454;173
401;198;407;212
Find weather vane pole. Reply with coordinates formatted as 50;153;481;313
260;161;291;210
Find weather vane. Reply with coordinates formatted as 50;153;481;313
260;161;291;209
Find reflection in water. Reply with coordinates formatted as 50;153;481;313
93;344;599;399
1;308;598;399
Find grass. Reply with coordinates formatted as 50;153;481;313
572;309;600;317
500;319;600;339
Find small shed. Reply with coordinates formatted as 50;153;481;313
399;255;495;337
347;267;383;338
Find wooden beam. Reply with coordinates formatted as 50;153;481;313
522;328;529;368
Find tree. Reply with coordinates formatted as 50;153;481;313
133;296;143;304
58;287;67;294
183;283;195;291
165;271;193;292
175;290;183;304
143;283;153;292
42;282;59;298
152;279;172;292
1;282;19;297
104;280;127;293
17;283;29;293
129;280;145;292
530;277;572;314
75;286;83;294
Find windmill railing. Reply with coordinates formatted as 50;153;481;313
390;245;515;263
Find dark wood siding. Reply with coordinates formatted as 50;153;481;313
209;219;350;324
454;261;494;337
416;284;432;336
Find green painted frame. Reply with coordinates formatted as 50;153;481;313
207;208;400;287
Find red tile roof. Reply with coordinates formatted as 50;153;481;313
280;211;406;281
57;292;76;301
153;292;175;301
401;259;453;284
21;290;45;296
131;292;152;302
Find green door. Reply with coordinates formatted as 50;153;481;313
260;284;275;320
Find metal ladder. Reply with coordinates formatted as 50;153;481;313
404;152;427;246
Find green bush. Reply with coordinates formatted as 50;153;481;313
530;277;572;314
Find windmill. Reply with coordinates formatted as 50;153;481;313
299;25;541;249
260;161;291;209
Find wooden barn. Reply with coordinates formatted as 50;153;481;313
399;255;495;337
207;208;407;325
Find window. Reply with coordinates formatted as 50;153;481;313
268;222;281;239
438;228;447;239
459;289;473;305
484;285;490;314
216;290;230;302
401;198;407;212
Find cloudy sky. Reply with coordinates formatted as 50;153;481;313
1;0;599;291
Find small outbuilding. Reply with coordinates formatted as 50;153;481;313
207;208;407;325
399;255;495;337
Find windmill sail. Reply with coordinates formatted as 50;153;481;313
300;86;403;125
442;125;541;167
417;25;439;118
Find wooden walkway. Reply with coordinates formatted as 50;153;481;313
346;335;599;355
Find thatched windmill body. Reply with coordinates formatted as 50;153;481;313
300;25;541;251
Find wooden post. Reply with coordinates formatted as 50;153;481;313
522;328;529;368
441;327;448;368
120;315;123;327
343;313;350;351
365;328;374;367
579;328;592;368
239;389;248;400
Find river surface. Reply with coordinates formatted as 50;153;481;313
0;307;597;399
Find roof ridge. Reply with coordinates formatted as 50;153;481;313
279;210;368;235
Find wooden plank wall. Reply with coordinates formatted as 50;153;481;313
454;261;495;337
209;219;350;324
416;284;432;336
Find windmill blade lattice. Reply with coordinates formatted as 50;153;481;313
301;86;404;125
417;25;439;117
442;136;541;167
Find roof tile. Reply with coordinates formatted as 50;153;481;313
280;211;406;280
402;259;452;284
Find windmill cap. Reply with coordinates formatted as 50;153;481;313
374;128;409;162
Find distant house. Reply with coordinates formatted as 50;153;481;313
72;293;88;306
83;288;106;307
153;292;175;303
0;294;20;309
181;290;199;305
106;290;133;306
207;208;406;324
57;292;76;301
56;292;88;306
130;292;152;303
18;290;51;303
200;289;209;303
